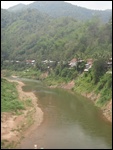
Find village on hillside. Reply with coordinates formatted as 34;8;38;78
3;57;112;74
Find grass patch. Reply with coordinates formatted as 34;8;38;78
44;75;69;86
1;140;16;149
74;72;112;107
1;78;25;112
24;98;33;107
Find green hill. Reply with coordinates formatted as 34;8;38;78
2;2;111;63
1;3;112;64
7;1;112;23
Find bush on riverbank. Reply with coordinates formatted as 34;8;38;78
74;71;112;106
44;65;78;86
1;69;41;79
44;75;68;86
1;78;25;112
95;73;112;106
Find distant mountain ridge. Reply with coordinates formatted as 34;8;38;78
7;1;112;22
8;3;26;12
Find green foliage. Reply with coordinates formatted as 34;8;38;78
74;71;94;93
74;69;112;107
2;68;41;80
96;88;111;106
92;58;107;84
24;99;33;107
52;62;79;81
95;74;112;92
76;61;85;73
93;59;107;84
1;78;25;112
1;139;17;149
1;8;112;67
17;68;41;79
44;75;68;86
95;73;112;106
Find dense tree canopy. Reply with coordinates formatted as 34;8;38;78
92;58;107;84
1;0;112;73
1;8;112;65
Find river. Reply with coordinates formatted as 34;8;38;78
15;78;112;149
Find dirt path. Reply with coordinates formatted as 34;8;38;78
1;77;43;148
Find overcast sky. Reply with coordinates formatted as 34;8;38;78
1;1;112;10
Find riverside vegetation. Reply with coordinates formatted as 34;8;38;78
1;76;43;149
1;78;31;148
1;78;25;113
1;1;112;148
2;57;112;111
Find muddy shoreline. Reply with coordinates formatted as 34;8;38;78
1;77;44;148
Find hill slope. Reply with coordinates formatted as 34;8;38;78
8;1;112;23
8;3;26;12
1;7;112;63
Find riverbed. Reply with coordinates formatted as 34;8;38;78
15;78;112;149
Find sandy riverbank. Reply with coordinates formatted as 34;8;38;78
1;77;43;148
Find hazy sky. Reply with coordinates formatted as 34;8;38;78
1;1;112;10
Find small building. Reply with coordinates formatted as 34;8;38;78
69;58;78;67
86;59;93;66
107;58;112;68
107;62;112;68
78;59;84;63
31;60;35;63
84;58;93;72
42;60;49;64
84;69;89;72
26;59;35;65
49;60;54;63
16;60;20;63
26;60;32;64
106;71;112;74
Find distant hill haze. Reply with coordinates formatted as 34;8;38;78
8;3;26;11
7;1;112;22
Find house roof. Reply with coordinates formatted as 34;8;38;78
87;59;93;64
107;62;112;65
84;69;89;72
70;58;78;63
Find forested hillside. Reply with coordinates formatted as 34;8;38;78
8;1;111;23
1;7;112;64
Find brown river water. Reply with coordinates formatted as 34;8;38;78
15;78;112;149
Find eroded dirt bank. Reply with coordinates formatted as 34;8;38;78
81;92;112;123
1;77;43;148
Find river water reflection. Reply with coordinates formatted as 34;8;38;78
16;78;112;149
